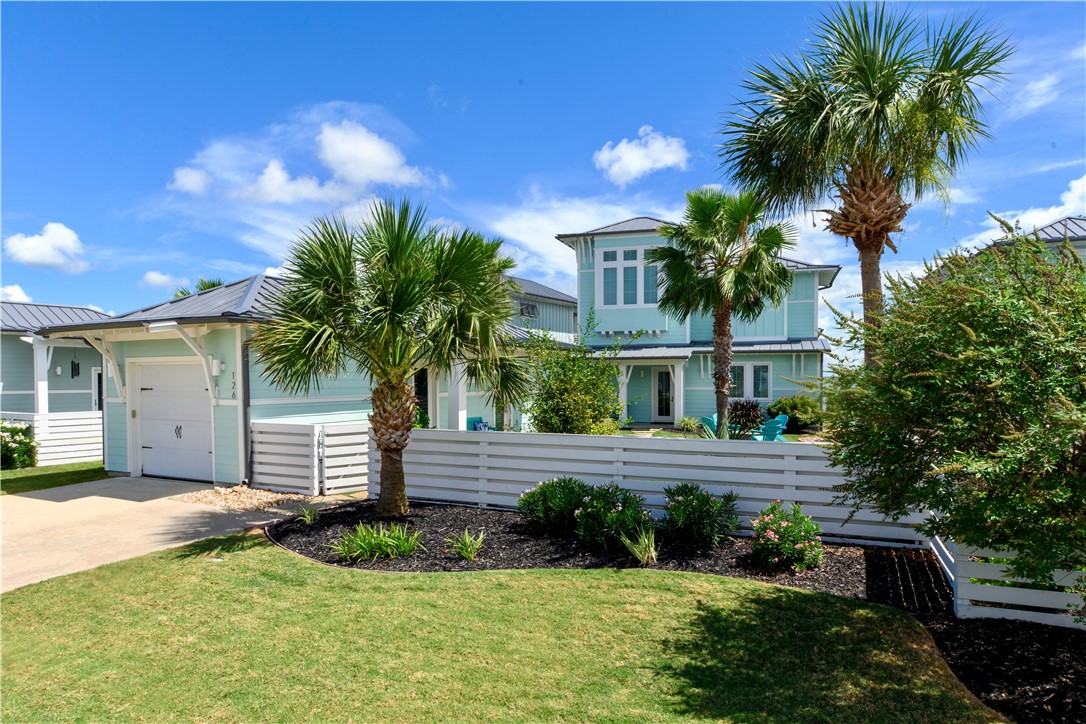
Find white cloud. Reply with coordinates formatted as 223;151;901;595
317;120;426;188
957;173;1086;250
593;125;690;188
264;265;286;277
238;160;348;204
1006;74;1060;120
85;304;116;316
168;167;212;195
1;284;31;302
3;222;89;273
141;270;188;289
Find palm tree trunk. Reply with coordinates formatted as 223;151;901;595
857;242;884;367
370;379;415;517
712;302;734;438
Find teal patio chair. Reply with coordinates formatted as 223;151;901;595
466;416;488;431
752;419;787;442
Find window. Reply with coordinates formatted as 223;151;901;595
753;365;770;399
643;265;658;304
623;267;638;304
726;362;772;400
603;250;617;262
623;249;638;261
729;365;744;398
603;268;617;306
519;302;538;320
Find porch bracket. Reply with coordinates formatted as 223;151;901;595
81;335;126;402
173;326;216;403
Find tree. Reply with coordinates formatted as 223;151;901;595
646;188;796;437
821;228;1086;607
721;3;1011;365
174;277;224;299
251;200;529;517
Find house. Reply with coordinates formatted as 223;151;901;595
556;217;840;425
1025;215;1086;258
33;274;575;484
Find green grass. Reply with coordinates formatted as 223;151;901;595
0;461;108;496
1;533;997;722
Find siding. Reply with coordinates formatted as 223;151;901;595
105;401;128;472
511;295;575;333
214;404;242;483
0;334;101;413
626;365;652;423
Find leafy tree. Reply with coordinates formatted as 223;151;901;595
521;318;629;435
252;200;529;516
722;3;1011;364
173;277;224;298
822;227;1086;606
646;188;795;437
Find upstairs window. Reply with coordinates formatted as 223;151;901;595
598;247;658;307
643;265;659;304
519;302;538;320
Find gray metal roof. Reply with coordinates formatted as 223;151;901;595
508;276;576;304
37;275;287;335
1;302;111;333
556;216;671;242
1031;216;1086;242
598;338;830;356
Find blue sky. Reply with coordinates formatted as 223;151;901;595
3;1;1084;333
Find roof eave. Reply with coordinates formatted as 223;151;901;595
37;313;267;337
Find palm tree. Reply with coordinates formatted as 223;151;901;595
646;188;796;437
721;4;1011;365
174;277;224;299
251;199;529;516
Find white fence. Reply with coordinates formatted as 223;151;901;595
2;411;103;465
369;429;928;545
250;419;369;496
931;536;1084;630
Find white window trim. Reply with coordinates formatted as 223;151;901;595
651;366;675;422
594;244;660;309
728;361;773;401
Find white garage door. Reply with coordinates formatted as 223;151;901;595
139;364;213;482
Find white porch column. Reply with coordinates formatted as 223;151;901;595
672;362;685;422
447;362;468;430
32;338;50;414
617;364;630;421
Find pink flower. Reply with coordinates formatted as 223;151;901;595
795;543;803;549
781;521;790;527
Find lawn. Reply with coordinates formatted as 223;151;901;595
0;461;108;496
1;533;997;723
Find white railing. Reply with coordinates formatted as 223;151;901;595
369;429;928;545
2;411;103;466
931;536;1084;630
250;419;369;496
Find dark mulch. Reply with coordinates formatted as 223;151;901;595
267;500;1085;724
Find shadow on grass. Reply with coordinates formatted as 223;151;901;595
0;463;108;496
170;531;268;559
660;587;985;722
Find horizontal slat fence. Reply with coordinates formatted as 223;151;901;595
3;411;103;465
369;429;927;545
931;536;1084;630
250;419;370;496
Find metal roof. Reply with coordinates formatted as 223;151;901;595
1031;216;1086;242
508;276;576;304
1;302;111;333
37;275;287;335
556;216;671;243
599;338;830;357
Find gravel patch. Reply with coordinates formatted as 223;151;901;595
172;484;314;512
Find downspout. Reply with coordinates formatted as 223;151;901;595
241;338;253;485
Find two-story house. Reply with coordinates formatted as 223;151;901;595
556;217;840;426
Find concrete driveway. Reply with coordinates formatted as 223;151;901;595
1;477;280;593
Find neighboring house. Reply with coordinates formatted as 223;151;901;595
35;273;575;484
1025;215;1086;258
556;217;841;425
1;302;110;415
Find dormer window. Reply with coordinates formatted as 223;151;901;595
519;302;538;320
598;246;660;307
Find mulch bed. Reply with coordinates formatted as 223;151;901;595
267;500;1085;724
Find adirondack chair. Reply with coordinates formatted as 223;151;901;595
752;418;787;442
700;414;745;438
466;416;488;431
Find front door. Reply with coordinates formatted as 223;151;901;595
654;369;674;423
138;364;213;482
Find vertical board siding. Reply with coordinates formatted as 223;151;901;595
931;536;1085;630
369;429;927;545
3;411;104;465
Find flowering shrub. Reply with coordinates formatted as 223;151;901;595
517;477;593;537
660;482;739;548
749;500;823;571
574;483;651;554
1;421;38;470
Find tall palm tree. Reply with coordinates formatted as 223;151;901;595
251;199;529;516
174;277;224;299
721;4;1011;365
646;188;796;437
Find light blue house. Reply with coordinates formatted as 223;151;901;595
35;274;575;484
556;217;840;425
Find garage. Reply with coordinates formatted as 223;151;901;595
137;363;213;482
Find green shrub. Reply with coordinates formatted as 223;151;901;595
446;528;485;561
330;522;424;562
660;483;739;548
413;407;430;430
574;484;651;554
727;399;765;436
676;416;700;433
1;422;38;470
619;527;658;566
822;228;1086;610
298;505;321;525
767;394;821;433
518;477;593;537
749;500;823;571
587;418;621;436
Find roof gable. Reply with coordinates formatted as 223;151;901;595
1031;216;1086;242
0;302;111;332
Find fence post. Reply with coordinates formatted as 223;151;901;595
477;439;489;508
314;426;323;496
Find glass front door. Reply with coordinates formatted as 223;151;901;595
655;369;673;422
